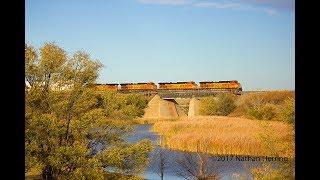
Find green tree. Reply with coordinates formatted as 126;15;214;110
25;43;153;179
97;91;148;120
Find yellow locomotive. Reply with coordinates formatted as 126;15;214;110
120;82;157;91
199;80;242;90
158;81;197;90
91;83;118;91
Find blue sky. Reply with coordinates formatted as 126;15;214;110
25;0;295;90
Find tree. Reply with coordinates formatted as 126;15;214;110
25;43;153;179
175;152;219;180
175;142;219;180
153;147;168;180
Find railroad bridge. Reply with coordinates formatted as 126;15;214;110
96;81;242;118
120;89;241;119
120;89;239;99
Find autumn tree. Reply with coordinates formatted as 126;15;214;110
25;43;153;179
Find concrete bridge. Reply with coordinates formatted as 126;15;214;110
143;94;200;119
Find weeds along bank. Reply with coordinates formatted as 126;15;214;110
152;91;295;158
152;116;294;158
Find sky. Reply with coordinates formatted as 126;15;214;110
25;0;295;91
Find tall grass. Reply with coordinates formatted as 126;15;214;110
152;116;294;158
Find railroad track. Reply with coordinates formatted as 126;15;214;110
120;89;241;98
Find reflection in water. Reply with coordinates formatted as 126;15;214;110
126;125;261;180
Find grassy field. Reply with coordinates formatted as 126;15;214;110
152;116;294;158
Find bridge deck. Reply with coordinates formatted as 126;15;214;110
119;89;240;98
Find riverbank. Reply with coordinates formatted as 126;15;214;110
152;116;294;158
129;124;264;180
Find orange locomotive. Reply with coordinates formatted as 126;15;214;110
158;81;197;90
92;83;119;91
120;82;157;91
199;80;242;91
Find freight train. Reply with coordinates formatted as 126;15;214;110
92;83;119;91
158;81;198;90
120;82;157;91
90;80;242;94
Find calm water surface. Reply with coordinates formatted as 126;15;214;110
126;124;263;180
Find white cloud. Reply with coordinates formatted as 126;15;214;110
264;8;277;16
194;2;241;9
194;1;279;16
138;0;192;5
240;0;294;10
137;0;288;16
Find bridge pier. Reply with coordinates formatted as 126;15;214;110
143;95;179;119
187;97;200;117
143;95;202;119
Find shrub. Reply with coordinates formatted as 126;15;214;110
200;96;218;115
247;103;278;120
232;91;295;121
279;97;295;124
200;93;236;116
218;93;237;115
239;91;294;108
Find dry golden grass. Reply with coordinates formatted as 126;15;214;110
152;116;294;158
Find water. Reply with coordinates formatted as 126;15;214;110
126;125;262;180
